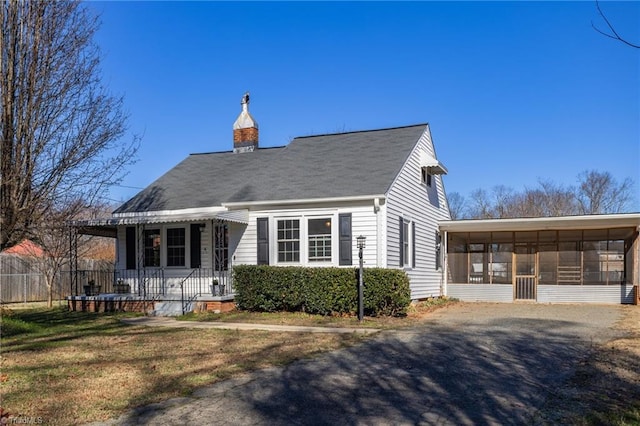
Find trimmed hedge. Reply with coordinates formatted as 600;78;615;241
233;265;411;317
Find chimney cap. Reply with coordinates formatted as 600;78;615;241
233;91;258;130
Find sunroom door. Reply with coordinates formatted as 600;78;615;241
514;244;537;301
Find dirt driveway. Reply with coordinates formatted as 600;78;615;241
94;303;639;426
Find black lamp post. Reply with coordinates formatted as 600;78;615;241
356;235;366;321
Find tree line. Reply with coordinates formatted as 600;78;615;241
447;170;635;220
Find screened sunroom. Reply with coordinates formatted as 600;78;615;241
440;214;640;304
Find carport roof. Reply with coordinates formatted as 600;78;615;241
439;213;640;233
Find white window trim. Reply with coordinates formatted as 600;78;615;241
401;217;415;270
272;213;339;266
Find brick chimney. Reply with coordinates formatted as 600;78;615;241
233;92;258;153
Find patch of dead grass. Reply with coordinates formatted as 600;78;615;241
1;319;364;424
0;299;458;424
534;305;640;425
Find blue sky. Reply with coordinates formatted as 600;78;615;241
89;1;640;210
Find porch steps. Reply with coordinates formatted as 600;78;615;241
151;300;193;317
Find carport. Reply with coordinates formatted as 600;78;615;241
440;213;640;304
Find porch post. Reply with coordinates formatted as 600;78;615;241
633;226;640;304
137;224;144;297
442;230;448;297
69;225;78;296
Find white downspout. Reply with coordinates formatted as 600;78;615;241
374;197;383;267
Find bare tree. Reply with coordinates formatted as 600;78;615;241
508;180;578;218
575;170;634;214
18;199;114;306
467;186;520;219
491;185;517;218
535;179;579;216
0;1;138;251
467;188;494;219
446;191;467;220
592;0;640;49
460;171;633;220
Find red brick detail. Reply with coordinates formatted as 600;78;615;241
233;127;259;144
67;298;155;314
68;298;235;314
204;300;236;313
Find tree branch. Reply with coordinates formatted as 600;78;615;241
592;0;640;49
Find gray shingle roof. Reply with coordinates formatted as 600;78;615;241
115;124;427;213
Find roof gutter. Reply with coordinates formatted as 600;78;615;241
439;213;640;232
222;194;387;208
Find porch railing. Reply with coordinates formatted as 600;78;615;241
68;268;233;298
114;268;233;298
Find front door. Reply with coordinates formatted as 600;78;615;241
514;244;537;301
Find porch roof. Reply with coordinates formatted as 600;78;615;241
73;209;249;237
439;213;640;233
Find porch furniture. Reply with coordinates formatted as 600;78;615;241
83;283;101;296
114;282;131;294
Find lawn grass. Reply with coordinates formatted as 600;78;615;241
178;296;459;328
0;306;370;424
2;298;635;424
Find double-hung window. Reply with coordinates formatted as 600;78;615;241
277;219;300;262
402;221;410;266
144;229;161;267
399;217;415;268
275;217;334;264
166;228;186;267
308;218;332;262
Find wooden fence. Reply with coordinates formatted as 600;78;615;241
0;254;113;303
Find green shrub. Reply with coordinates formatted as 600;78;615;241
233;265;410;317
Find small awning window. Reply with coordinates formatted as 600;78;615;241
420;152;448;175
422;161;448;175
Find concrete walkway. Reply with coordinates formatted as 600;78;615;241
121;316;381;334
99;304;626;426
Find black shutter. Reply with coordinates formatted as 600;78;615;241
257;218;269;265
399;216;404;267
125;227;136;270
338;213;352;265
411;222;416;268
190;224;202;268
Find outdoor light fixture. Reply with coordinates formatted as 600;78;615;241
356;235;366;321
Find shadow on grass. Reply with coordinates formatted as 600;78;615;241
1;307;143;350
112;311;640;426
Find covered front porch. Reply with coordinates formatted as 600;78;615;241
68;209;248;314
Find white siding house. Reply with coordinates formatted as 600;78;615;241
73;95;451;309
72;95;640;310
386;127;450;299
